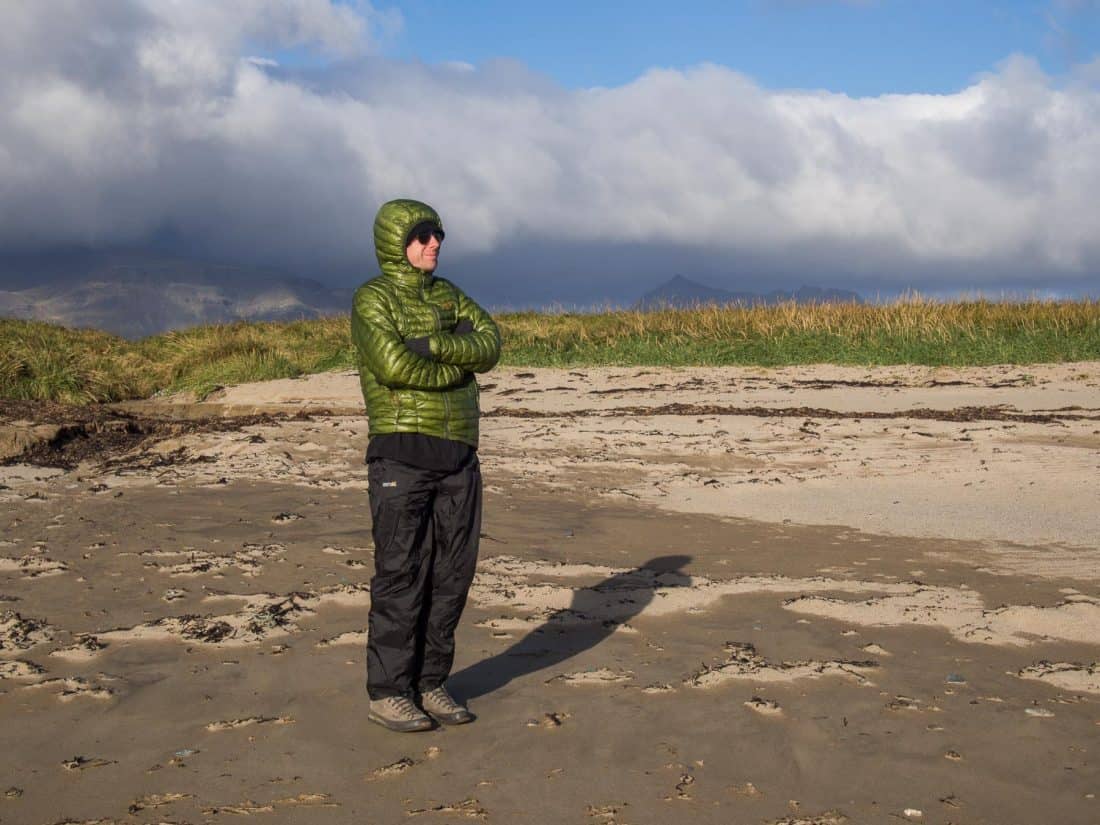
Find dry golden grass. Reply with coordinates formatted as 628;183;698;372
2;297;1098;403
500;297;1099;349
497;297;1100;367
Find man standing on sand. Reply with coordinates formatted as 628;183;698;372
351;198;501;732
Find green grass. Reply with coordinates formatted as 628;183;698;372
3;298;1099;404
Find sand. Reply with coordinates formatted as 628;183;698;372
1;362;1098;824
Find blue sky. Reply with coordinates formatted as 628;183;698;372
377;0;1100;95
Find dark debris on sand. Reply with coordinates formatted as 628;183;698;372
485;402;1097;425
0;400;319;469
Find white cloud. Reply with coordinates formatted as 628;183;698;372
0;1;1097;295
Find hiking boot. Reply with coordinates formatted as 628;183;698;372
419;685;474;725
367;695;433;732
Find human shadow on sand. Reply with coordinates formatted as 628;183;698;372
449;555;692;701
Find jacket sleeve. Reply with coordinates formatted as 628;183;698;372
352;285;467;390
428;286;502;374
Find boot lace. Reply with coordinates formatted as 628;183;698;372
383;695;425;721
423;686;461;712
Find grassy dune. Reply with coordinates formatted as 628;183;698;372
3;298;1099;404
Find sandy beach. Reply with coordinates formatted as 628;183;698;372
1;362;1098;824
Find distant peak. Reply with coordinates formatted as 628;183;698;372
635;276;862;310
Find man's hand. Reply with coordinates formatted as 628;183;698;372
453;318;474;335
405;336;432;359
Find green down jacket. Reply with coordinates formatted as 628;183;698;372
351;199;501;447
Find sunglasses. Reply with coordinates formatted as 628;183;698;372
410;225;445;246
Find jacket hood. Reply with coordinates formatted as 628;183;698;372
373;198;444;278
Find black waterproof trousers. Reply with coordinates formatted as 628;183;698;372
365;455;482;700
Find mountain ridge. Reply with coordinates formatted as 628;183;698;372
0;252;353;338
2;255;864;338
635;274;862;309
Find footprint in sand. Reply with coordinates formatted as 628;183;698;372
406;798;488;819
24;675;116;702
205;716;294;732
744;696;782;715
273;792;338;807
366;757;418;781
547;668;633;686
586;801;628;821
317;630;368;648
62;755;117;771
526;711;571;728
763;812;847;825
203;800;276;815
365;747;443;781
128;791;193;813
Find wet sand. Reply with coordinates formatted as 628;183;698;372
1;363;1098;824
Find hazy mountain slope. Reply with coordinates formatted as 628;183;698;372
636;275;863;309
0;252;352;337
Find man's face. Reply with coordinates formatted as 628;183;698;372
406;227;442;272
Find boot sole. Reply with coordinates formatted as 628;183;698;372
424;709;475;725
367;710;433;732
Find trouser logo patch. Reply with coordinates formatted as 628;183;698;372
381;481;397;487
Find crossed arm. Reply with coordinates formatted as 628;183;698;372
424;288;502;374
352;284;501;390
352;286;466;390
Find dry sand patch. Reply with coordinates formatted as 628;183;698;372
0;659;46;682
685;641;878;688
97;584;372;650
0;555;68;578
7;361;1097;553
0;610;55;653
785;589;1100;646
469;555;1100;651
1017;661;1100;694
3;364;1100;824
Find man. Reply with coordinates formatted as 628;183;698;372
351;198;501;732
